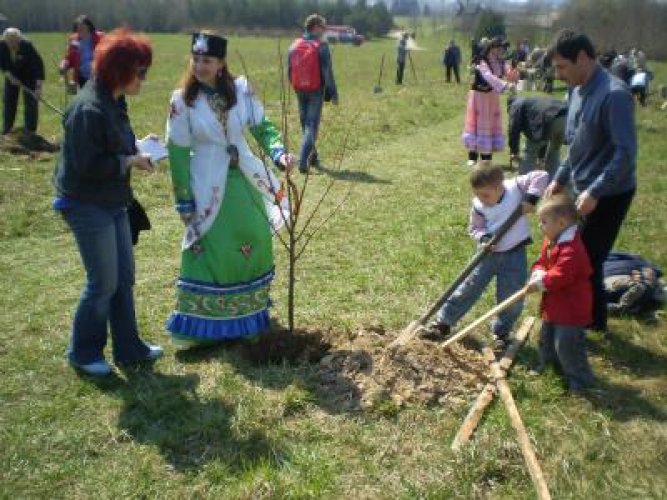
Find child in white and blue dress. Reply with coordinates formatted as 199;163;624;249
424;164;549;345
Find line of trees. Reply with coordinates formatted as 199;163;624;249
555;0;667;59
0;0;394;38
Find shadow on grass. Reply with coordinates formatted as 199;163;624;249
175;329;367;415
76;368;281;472
518;338;667;423
582;379;667;422
588;329;667;378
315;164;392;184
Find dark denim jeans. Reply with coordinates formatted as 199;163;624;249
437;245;527;337
61;204;149;364
296;90;323;169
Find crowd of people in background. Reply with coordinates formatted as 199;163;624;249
0;15;662;389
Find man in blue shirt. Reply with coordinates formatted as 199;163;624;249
545;30;637;333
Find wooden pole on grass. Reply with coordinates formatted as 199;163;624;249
451;316;536;450
484;345;552;500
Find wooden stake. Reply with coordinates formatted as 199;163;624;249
451;317;536;450
441;286;529;350
485;346;551;500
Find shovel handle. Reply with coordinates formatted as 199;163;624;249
419;204;525;324
440;285;530;349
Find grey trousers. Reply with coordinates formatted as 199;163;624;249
539;322;595;391
518;139;561;178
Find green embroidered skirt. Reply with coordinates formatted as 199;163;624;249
167;168;275;342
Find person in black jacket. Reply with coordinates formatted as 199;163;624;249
507;95;567;177
0;28;45;134
53;28;162;377
443;39;461;84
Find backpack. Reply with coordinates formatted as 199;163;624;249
289;38;322;92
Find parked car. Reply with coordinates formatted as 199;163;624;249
325;25;365;46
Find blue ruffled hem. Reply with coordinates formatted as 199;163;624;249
176;200;196;214
167;309;271;342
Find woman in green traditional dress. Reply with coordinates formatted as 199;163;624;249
166;32;293;346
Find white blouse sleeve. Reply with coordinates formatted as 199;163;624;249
166;90;192;147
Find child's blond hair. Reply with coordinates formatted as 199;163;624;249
538;194;579;224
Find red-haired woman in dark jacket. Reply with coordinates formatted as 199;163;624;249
53;28;162;376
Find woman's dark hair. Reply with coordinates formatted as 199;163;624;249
73;15;96;34
180;59;237;110
481;36;503;58
549;29;596;63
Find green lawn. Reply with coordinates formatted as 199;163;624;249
1;29;666;498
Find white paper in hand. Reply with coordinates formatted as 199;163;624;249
136;135;168;163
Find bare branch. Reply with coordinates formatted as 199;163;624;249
294;115;357;243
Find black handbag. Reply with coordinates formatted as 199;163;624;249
127;197;151;246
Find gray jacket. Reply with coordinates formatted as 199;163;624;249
555;66;637;198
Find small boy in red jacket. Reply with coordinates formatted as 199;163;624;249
527;195;595;393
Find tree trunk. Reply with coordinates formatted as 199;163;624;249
287;224;296;334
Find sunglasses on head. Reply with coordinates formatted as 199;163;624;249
136;67;149;81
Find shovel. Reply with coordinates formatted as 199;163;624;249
373;54;386;94
439;285;530;349
388;204;525;351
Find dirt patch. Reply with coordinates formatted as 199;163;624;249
318;327;489;413
242;326;489;413
0;130;60;157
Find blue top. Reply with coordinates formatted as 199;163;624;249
554;66;637;198
79;35;94;80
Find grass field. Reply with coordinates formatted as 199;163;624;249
1;27;666;498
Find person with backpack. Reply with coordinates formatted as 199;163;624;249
288;14;338;174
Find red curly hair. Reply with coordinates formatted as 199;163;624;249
93;28;152;91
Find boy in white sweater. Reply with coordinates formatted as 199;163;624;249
424;164;549;345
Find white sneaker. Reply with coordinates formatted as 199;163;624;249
466;159;476;168
69;358;113;376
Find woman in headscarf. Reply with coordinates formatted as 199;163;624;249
166;32;293;348
463;37;514;166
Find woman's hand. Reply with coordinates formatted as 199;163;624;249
128;153;154;172
279;153;295;174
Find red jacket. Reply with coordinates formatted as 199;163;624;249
60;31;104;82
533;229;593;326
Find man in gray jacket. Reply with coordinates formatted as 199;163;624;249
507;96;567;176
545;30;637;333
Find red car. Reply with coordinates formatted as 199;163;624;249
325;26;365;46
